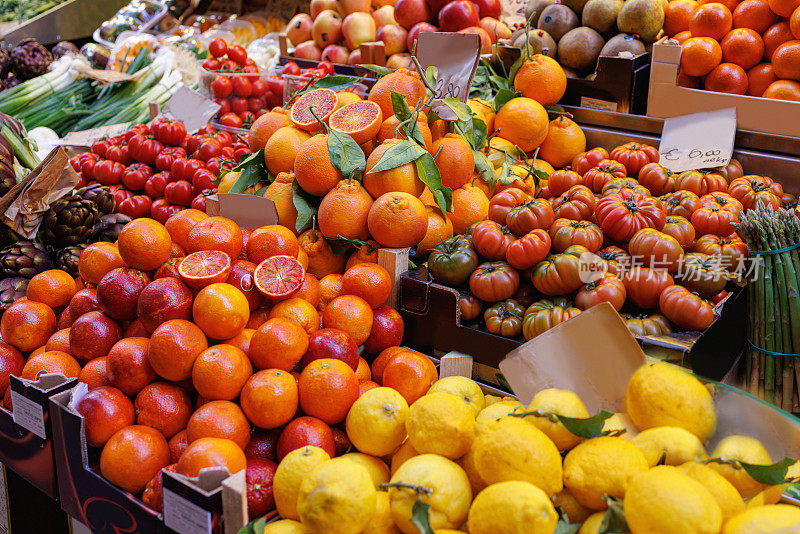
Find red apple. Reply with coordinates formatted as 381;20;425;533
438;0;480;32
472;0;501;19
479;17;511;42
294;40;323;60
377;24;409;55
458;26;492;53
342;11;377;50
387;53;413;69
372;5;397;25
348;48;363;64
286;14;313;46
395;0;432;30
322;44;350;63
426;0;451;15
407;21;438;52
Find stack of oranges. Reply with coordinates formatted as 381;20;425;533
0;210;439;520
666;0;800;99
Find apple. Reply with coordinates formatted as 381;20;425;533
348;48;363;64
312;10;344;48
321;44;350;63
341;0;371;14
458;26;492;53
286;14;313;46
372;0;396;6
479;16;511;42
342;12;377;50
376;24;409;55
394;0;432;30
438;0;480;32
386;53;413;69
472;0;501;19
425;0;451;15
372;5;397;25
407;21;438;52
295;40;323;60
310;0;341;18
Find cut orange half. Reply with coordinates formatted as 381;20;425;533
290;88;340;132
178;250;232;290
254;255;306;300
329;100;383;145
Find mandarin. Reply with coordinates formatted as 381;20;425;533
322;295;374;345
100;425;170;493
240;369;299;429
186;400;251;449
318;180;373;241
1;300;56;352
78;242;126;285
269;297;320;335
117;218;172;271
148;319;208;381
192;344;252;401
164;209;208;251
298;358;359;424
27;269;77;309
341;264;392;309
135;382;193;439
21;350;80;381
367;192;427;248
176;437;247;477
250;318;309;371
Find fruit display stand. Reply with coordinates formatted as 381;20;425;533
648;40;800;139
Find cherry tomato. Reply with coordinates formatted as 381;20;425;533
202;58;221;71
220;59;238;72
227;45;247;64
191;192;210;212
110;186;134;207
69;155;82;171
151;117;187;147
195;140;223;162
318;61;335;76
250;80;266;97
247;96;266;113
144;172;170;198
154;147;186;172
282;62;300;76
210;75;232;98
94;160;125;185
214;97;230;116
230;97;248;115
118;195;153;219
165;180;195;207
208;38;228;58
231;75;253;98
192;169;216;195
212;131;233;148
121;163;153;191
105;143;131;165
219;112;243;129
245;58;257;67
91;138;112;158
150;198;172;224
241;65;258;74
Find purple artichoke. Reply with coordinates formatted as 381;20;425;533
11;39;52;81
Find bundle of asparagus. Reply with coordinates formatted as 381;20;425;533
736;203;800;412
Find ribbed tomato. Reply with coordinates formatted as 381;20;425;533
699;192;743;214
571;147;609;176
727;175;782;211
676;252;729;298
547;170;582;197
659;285;715;331
582;159;627;193
531;245;589;296
620;313;673;336
484;299;525;338
472;221;516;260
549;219;603;253
627;229;684;273
693;234;747;273
637;163;676;196
662;216;696;249
487;187;532;224
459;293;484;321
691;206;738;236
505;229;551;270
674;170;728;197
575;273;626;311
595;190;666;242
659;190;701;219
506;199;555;236
601;177;651;197
522;297;581;340
552;185;596;221
622;266;674;309
469;262;520;302
597;246;632;277
609;142;659;176
715;158;744;183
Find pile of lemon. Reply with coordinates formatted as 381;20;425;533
263;362;800;534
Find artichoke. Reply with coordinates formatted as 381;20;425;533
75;184;115;215
92;213;131;243
55;244;86;278
51;41;79;59
11;39;52;81
0;48;10;79
0;277;28;315
39;195;100;248
0;241;52;278
0;226;21;249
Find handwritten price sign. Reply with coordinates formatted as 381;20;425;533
416;32;481;120
658;108;736;173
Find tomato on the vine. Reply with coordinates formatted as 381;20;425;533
121;163;153;192
215;98;231;117
118;195;153;219
248;96;266;113
210;75;232;98
282;62;300;76
240;111;256;126
202;58;221;71
165;180;194;206
219;112;243;129
208;38;227;58
250;80;266;97
230;97;248;115
227;45;247;64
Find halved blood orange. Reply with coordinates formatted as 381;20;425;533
254;255;306;300
178;250;232;290
290;88;340;132
328;100;383;145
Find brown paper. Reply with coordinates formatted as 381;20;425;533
217;193;278;229
60;123;131;148
500;0;527;27
415;32;481;120
1;147;80;238
74;62;144;83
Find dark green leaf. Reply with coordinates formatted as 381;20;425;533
508;53;527;86
327;130;366;179
229;164;263;194
358;64;394;77
237;517;266;534
545;104;568;114
440;98;472;122
311;76;358;92
741;457;795;485
557;410;614;439
533;168;549;185
473;149;498;189
368;140;427;173
494;88;520;112
656;450;668;466
416;152;452;215
391;91;413;122
254;184;269;197
554;507;581;534
410;500;435;534
468;117;488;149
600;496;629;534
291;181;317;233
489;74;512;91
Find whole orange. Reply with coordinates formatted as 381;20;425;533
21;350;80;381
106;337;155;395
513;54;567;105
664;0;699;36
186;400;251;450
341;264;392;309
762;79;800;100
165;209;208;251
494;97;549;152
377;115;432;150
264;172;300;233
322;295;374;345
68;310;124;362
430;134;475;190
345;240;379;271
168;430;189;464
681;37;723;77
249;318;309;371
264;126;312;175
268;297;320;335
747;63;779;96
415;206;454;257
363;139;425;199
186;216;243;260
298;358;359;424
318;180;373;241
117;218;173;271
76;386;135;447
148;319;209;381
294;273;321;308
176;437;246;477
689;2;733;40
192;345;253;401
721;28;765;70
381;350;438;404
367;68;427;121
46;328;71;353
240;369;298;429
247;225;300;263
27;269;77;309
318;274;344;310
1;300;56;352
367;192;427;248
371;346;415;384
298;229;347;279
78;357;111;389
135;382;193;439
538;117;587;169
294;134;344;196
733;0;778;34
704;62;749;94
78;242;126;285
772;40;800;80
451;184;490;235
192;283;250;340
355;357;371;381
247;307;272;330
249;108;291;151
100;425;170;493
223;328;255;356
768;0;800;17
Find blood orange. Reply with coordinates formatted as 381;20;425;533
290;89;340;132
254;256;306;300
328;100;383;145
178;250;232;290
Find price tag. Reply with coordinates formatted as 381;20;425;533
500;0;527;27
658;108;736;173
10;390;46;438
415;32;481;120
161;86;222;134
163;488;212;534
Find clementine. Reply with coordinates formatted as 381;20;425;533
318;180;373;241
1;300;56;352
772;40;800;80
240;369;299;429
664;0;698;36
192;344;253;401
322;295;374;345
117;218;173;272
27;270;77;309
135;382;193;439
721;28;765;69
704;62;749;94
176;437;247;477
367;192;428;248
294;134;344;197
298;358;359;424
249;318;310;371
186;400;251;450
494;97;549;152
732;0;777;33
680;37;723;76
341;263;392;309
762;79;800;100
148;319;208;381
747;63;779;95
100;425;170;493
192;283;250;340
269;298;320;335
764;22;795;60
689;3;733;41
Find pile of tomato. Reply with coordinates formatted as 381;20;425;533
426;141;797;341
201;38;284;129
69;118;249;222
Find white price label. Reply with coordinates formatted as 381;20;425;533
10;391;46;439
658;108;736;173
161;86;222;134
415;32;481;120
163;488;212;534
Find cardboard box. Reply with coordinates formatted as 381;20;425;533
647;40;800;138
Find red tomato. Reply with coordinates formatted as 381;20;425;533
227;45;247;64
250;80;266;97
118;195;153;219
128;135;164;166
222;146;235;160
318;61;335;75
234;145;250;162
94;160;125;185
171;158;205;181
165;180;194;207
505;229;551;270
241;65;258;74
154;147;186;172
185;134;208;155
208;38;228;58
659;285;715;331
240;111;256;125
232;75;253;98
110;186;134;207
192;169;217;195
91;138;112;158
214;97;231;117
202;58;221;71
80;155;101;179
197;124;216;135
248;96;266;113
151;198;172;224
205;157;221;175
230;97;248;115
144;172;170;198
210;75;232;98
220;59;238;72
69;155;82;171
195;139;223;162
265;76;284;100
191;192;209;212
121;163;153;192
105;143;130;165
122;124;149;141
219;112;243;129
152;118;188;147
282;62;300;76
212;131;233;148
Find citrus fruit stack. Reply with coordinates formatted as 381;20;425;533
265;362;799;533
0;211;438;520
665;0;800;100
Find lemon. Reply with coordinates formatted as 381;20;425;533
364;491;400;534
341;452;390;489
217;171;242;193
722;504;800;533
577;512;630;534
553;487;593;524
273;445;330;520
602;412;638;438
405;392;475;459
390;440;418;475
476;400;523;421
296;457;377;534
484;394;503;406
388;454;472;534
458;444;487;495
525;388;589;452
263;519;308;533
624;465;722;533
746;485;784;509
677;461;744;521
625;362;716;442
427;376;486;416
709;435;772;497
467;481;558;534
563;436;649;510
632;426;708;466
472;416;563;497
346;387;409;457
